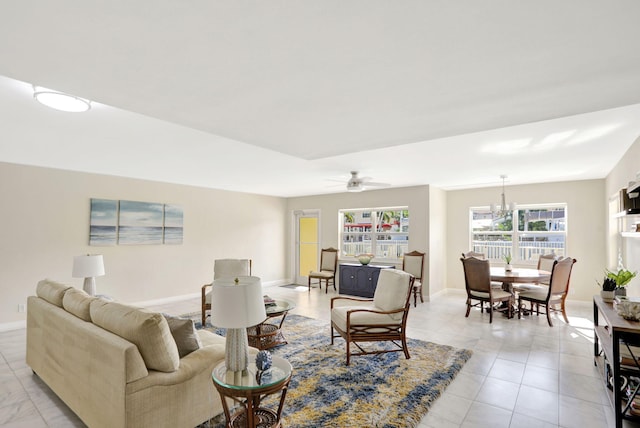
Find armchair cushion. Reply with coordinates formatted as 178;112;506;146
331;306;399;332
373;270;413;320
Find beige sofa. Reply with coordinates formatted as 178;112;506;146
27;279;228;428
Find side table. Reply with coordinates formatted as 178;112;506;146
247;300;295;350
212;354;292;428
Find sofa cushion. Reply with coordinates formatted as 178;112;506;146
163;314;202;358
90;300;180;373
36;279;72;307
62;288;95;321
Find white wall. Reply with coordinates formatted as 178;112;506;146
286;185;433;291
428;186;447;297
605;136;640;295
0;162;288;325
446;179;606;301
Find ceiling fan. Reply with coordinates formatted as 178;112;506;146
346;171;390;192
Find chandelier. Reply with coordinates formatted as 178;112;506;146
491;175;516;217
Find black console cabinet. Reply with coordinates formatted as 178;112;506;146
339;263;394;298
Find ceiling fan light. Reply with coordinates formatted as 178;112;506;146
33;87;91;112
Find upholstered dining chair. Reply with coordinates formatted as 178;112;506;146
513;253;557;294
330;269;414;365
201;258;252;326
462;251;502;289
518;257;577;327
402;250;425;307
308;247;338;293
461;256;513;322
462;251;486;259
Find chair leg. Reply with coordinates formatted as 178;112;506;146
402;334;411;360
517;297;522;319
419;285;424;303
308;276;311;292
346;340;351;366
413;287;417;307
330;325;334;344
561;298;569;324
489;302;493;323
465;299;471;317
325;279;329;294
546;304;553;327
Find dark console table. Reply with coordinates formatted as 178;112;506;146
339;263;394;298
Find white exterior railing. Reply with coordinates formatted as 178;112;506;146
472;240;565;262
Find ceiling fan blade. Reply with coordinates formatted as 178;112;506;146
362;181;390;188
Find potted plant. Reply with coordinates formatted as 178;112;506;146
606;268;637;297
598;276;617;302
503;254;513;272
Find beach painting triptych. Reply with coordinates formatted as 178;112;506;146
89;198;183;246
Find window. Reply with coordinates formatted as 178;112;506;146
470;204;566;263
339;207;409;261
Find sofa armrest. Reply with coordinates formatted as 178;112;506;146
126;344;226;392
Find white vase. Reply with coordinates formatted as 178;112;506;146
601;290;615;303
505;264;513;272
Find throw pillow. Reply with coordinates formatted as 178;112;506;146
90;300;180;373
163;314;202;358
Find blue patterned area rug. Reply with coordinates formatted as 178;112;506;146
193;314;471;428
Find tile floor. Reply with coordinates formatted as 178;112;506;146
1;286;638;428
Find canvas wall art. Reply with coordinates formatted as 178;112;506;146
89;199;183;246
89;199;118;246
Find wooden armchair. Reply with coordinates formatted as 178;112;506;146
330;269;414;365
201;259;252;326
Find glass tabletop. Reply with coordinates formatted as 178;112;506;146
265;299;295;315
212;354;292;390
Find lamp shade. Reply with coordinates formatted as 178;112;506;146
210;276;266;328
72;255;105;278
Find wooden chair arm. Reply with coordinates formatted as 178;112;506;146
346;307;407;317
201;283;212;300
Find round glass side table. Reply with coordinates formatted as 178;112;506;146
212;354;292;428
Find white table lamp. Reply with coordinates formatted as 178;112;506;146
72;254;105;296
210;276;266;372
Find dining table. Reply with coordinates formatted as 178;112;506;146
489;266;552;317
490;266;551;290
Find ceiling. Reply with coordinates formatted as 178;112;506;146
1;1;640;197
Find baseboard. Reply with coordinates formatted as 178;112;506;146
133;278;291;307
0;320;26;332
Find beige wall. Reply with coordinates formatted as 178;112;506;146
286;185;434;292
446;179;606;301
428;186;447;297
0;162;288;326
605;136;640;294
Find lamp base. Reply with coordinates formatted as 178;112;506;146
83;277;96;296
225;328;249;372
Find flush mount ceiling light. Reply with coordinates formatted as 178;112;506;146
33;86;91;112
